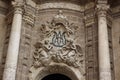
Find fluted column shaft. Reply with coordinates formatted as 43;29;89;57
97;4;112;80
2;2;23;80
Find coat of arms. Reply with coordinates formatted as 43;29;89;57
32;10;85;74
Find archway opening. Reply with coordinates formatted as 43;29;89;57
41;73;72;80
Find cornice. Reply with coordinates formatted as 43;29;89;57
36;2;84;12
84;7;96;26
32;0;86;5
23;12;35;26
112;11;120;18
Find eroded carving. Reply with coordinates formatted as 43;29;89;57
33;40;84;68
31;10;85;76
33;42;51;68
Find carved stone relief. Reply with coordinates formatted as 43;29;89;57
29;10;85;80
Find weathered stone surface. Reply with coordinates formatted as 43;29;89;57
0;14;6;80
0;0;120;80
112;16;120;80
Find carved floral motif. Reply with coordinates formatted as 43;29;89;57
33;40;84;68
32;10;84;74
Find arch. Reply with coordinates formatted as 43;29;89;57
32;64;81;80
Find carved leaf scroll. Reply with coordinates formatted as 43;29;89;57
32;11;84;74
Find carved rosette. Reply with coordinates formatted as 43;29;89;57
30;11;85;79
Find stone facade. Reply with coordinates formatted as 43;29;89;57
0;0;120;80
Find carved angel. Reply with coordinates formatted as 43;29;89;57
62;40;83;67
33;42;51;68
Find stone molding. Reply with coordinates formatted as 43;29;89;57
112;11;120;18
29;64;84;80
23;12;35;26
97;0;108;4
85;2;95;10
84;8;96;26
37;2;84;12
112;6;120;18
23;4;36;26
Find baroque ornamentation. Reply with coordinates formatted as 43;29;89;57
12;1;24;14
32;10;84;74
96;4;109;17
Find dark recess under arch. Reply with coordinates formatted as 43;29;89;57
41;73;72;80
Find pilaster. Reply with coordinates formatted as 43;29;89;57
97;3;112;80
84;2;99;80
16;3;36;80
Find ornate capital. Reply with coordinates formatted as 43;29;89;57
96;4;109;17
12;1;24;14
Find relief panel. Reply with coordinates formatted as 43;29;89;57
29;9;85;80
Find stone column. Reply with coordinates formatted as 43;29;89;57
2;2;23;80
97;4;112;80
